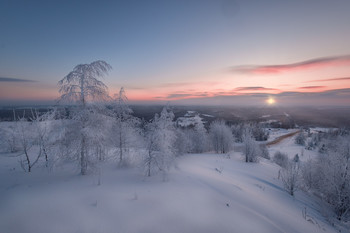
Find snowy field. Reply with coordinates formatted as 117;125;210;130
0;149;342;233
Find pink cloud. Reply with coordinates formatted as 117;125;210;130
232;55;350;74
298;86;327;89
305;77;350;83
234;86;279;92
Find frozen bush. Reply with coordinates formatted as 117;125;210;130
260;144;270;160
295;131;306;146
273;151;289;168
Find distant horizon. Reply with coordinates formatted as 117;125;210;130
1;94;350;108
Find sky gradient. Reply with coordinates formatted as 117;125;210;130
1;0;350;106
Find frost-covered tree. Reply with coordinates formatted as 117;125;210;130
300;135;350;220
250;123;269;141
144;107;177;176
301;159;317;191
11;110;45;172
174;128;190;155
242;128;259;163
58;60;111;105
232;123;269;143
185;115;209;153
314;136;350;220
16;117;41;172
192;115;209;153
231;123;244;143
280;160;300;196
209;120;234;154
61;105;111;174
111;87;141;166
58;60;112;175
30;108;59;168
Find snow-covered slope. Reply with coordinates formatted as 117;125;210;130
0;152;338;233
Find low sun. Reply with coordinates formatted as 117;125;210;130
266;97;276;105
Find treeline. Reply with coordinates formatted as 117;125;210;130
0;101;268;175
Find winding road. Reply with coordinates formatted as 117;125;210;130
265;130;301;146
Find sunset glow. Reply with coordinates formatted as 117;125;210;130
266;97;276;105
1;1;350;106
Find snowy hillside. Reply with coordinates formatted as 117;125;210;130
0;151;340;233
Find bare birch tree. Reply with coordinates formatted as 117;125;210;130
111;87;140;166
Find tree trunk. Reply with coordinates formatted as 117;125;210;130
119;128;123;162
81;136;87;175
147;150;152;177
24;147;31;172
43;147;48;167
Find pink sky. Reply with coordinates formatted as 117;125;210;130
104;55;350;105
1;54;350;106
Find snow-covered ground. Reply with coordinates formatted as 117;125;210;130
176;114;203;127
201;114;214;118
0;149;340;233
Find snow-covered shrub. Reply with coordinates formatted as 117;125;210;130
293;154;299;163
260;144;270;160
295;131;306;146
305;140;315;150
273;151;289;168
242;128;260;163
